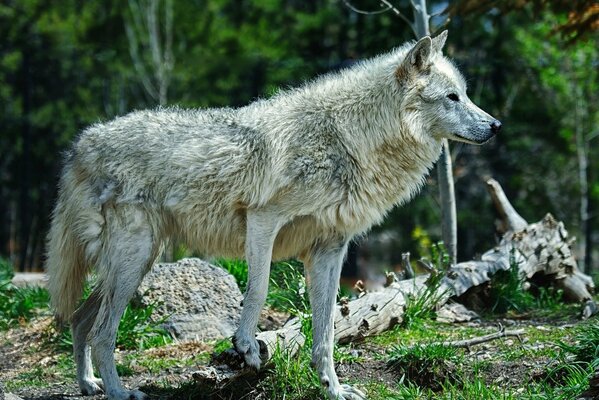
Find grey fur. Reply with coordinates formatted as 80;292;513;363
46;31;498;400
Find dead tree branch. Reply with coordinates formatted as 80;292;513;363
439;325;525;349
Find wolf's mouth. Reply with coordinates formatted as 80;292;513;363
448;132;494;145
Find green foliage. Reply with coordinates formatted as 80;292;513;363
535;286;564;310
525;321;599;399
116;302;173;350
488;251;535;314
58;300;173;351
258;342;321;400
216;258;310;315
402;244;449;328
557;320;599;367
267;260;310;316
387;343;461;391
172;244;191;262
215;258;248;292
429;242;452;270
0;258;49;330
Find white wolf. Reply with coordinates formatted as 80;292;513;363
46;30;500;400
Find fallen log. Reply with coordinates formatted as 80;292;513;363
199;178;595;387
447;179;594;304
333;179;595;341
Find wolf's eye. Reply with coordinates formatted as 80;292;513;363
447;93;460;102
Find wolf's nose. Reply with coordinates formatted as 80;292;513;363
490;120;502;133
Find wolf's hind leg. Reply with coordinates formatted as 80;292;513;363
72;288;104;395
88;208;157;400
234;209;286;370
306;239;366;400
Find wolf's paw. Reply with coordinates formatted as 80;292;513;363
233;333;263;370
106;388;148;400
333;384;367;400
318;366;366;400
79;377;104;396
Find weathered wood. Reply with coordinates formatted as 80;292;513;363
438;326;524;348
193;318;305;390
334;275;435;344
486;178;527;232
446;179;594;304
334;179;595;341
255;317;305;360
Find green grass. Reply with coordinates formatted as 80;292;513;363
488;250;535;314
0;258;49;330
557;319;599;366
5;352;76;391
56;299;174;351
214;258;249;292
387;343;462;391
267;260;310;315
258;341;322;400
216;258;310;315
2;253;594;400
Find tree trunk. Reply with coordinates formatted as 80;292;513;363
575;94;590;274
437;141;457;263
411;0;458;263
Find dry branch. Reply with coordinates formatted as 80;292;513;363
438;325;524;348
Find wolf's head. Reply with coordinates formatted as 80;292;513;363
397;31;501;145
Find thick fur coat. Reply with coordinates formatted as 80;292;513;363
46;31;499;400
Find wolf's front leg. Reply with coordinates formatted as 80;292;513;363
306;239;366;400
234;209;286;369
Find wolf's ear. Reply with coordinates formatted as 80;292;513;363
397;36;433;79
432;30;448;54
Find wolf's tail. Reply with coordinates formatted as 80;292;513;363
46;166;97;322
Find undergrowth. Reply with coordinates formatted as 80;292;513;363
387;343;461;391
0;258;49;330
216;258;310;315
57;289;173;351
402;242;449;328
488;249;566;315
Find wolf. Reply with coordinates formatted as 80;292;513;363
46;30;500;400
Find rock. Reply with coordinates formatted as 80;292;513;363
436;302;480;323
0;383;24;400
11;272;47;288
136;258;243;341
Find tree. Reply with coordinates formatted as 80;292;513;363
515;20;598;273
125;0;174;106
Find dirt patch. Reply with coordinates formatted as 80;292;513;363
0;311;587;399
337;356;399;388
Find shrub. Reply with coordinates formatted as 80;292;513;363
488;250;535;314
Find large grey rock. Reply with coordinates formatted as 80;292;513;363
136;258;243;341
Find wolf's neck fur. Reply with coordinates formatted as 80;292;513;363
240;46;443;231
289;48;442;228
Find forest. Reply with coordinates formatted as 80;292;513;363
1;0;597;275
1;1;599;400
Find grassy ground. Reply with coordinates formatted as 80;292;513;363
1;257;597;399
